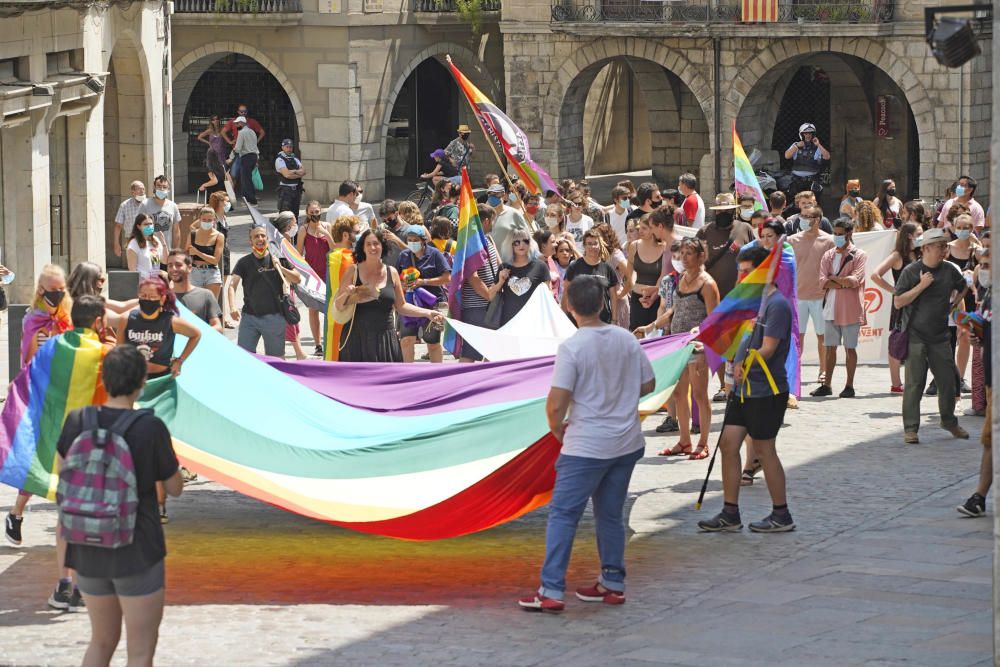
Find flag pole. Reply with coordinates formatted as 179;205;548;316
445;55;520;195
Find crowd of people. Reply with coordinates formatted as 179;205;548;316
0;113;992;657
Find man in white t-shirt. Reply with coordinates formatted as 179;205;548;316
326;180;359;224
606;184;632;249
678;172;706;229
564;193;594;254
518;275;656;613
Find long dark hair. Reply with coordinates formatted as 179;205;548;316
894;222;921;263
876;179;895;220
131;214;152;249
67;261;104;298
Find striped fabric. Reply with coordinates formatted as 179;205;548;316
742;0;778;22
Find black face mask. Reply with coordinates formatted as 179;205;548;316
307;213;321;222
460;133;470;140
139;299;161;316
42;289;65;308
715;212;734;227
886;188;896;196
649;199;662;209
849;189;860;197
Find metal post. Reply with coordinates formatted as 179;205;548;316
7;304;27;382
107;270;140;302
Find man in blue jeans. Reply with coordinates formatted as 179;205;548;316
518;275;656;613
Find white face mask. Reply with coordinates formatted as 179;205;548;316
287;224;299;238
979;268;990;286
200;221;214;231
671;259;684;274
355;193;364;203
740;207;754;219
224;201;232;213
407;241;422;253
134;194;145;203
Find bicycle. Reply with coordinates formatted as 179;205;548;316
406;178;435;214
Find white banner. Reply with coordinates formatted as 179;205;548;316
801;229;897;364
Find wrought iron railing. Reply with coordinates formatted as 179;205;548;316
414;0;501;11
551;0;893;23
174;0;302;12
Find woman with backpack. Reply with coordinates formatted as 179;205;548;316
57;344;182;667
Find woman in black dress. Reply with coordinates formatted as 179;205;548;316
334;229;444;362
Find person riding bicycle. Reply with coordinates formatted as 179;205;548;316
784;123;830;196
421;149;461;188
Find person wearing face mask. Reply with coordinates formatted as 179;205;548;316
605;185;632;248
296;203;337;356
937;175;985;230
185;207;225;299
839;179;863;220
271;212;308;360
735;192;757;225
812;219;867;399
208;191;234;324
894;228;971;444
378;199;409;267
874;179;903;229
395;225;451;363
534;230;564;301
117;276;201;523
487;183;528;255
524;192;546;228
564;193;595;254
228;225;302;358
127;214;165;280
445;123;475;170
543;202;566;237
275;138;306;217
112;181;146;261
939;213;982;397
139;175;181;250
676;174;705;228
626;182;663;225
624;217;666;331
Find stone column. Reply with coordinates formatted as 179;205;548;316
992;2;999;660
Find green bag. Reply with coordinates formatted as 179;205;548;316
251;165;263;192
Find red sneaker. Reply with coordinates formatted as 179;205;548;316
890;385;904;394
517;593;565;613
575;583;625;605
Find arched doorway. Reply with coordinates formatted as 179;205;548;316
385;58;459;183
104;35;149;266
560;56;711;190
736;52;920;211
172;50;303;194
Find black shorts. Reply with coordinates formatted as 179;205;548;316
723;391;788;441
400;319;442;345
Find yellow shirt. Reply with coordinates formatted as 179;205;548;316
432;238;455;256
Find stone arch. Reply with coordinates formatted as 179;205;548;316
728;37;937;196
171;43;306;192
375;42;502;194
544;40;715;190
103;30;151;265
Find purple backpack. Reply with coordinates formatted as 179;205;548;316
57;407;148;548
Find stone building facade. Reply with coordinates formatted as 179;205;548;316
0;0;167;301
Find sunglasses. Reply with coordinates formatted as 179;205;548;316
512;239;529;246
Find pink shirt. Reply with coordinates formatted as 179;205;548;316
937;197;985;229
819;245;868;326
788;230;835;301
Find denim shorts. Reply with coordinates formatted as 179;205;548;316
824;321;861;349
76;559;164;597
190;265;222;287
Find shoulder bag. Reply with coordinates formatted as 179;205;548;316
332;266;359;325
482;241;504;330
267;254;301;325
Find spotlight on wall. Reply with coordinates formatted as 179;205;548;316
31;83;54;97
924;5;990;68
84;76;105;94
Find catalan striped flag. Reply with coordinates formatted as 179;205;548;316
733;122;768;211
742;0;778;22
446;56;560;196
442;167;489;358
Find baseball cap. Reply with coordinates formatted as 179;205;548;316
487;184;505;194
430;149;446;159
233;116;247;125
281;138;293;147
915;228;948;247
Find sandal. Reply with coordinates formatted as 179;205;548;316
658;442;693;457
688;444;710;460
740;470;755;486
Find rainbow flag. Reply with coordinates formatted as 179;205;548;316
446;57;559;196
733;122;768;211
442;167;490;358
2;306;695;540
0;329;107;499
248;203;327;312
323;248;355;361
696;240;801;397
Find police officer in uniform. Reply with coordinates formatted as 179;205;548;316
275;138;306;217
783;122;830;198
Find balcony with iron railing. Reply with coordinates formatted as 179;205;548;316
173;0;302;13
550;0;894;24
414;0;501;11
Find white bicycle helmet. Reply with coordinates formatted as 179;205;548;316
798;123;817;140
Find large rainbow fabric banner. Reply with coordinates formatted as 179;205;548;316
0;329;107;499
323;248;354;361
248;202;327;312
1;307;694;541
695;241;801;397
446;57;559;196
733;122;768;211
442;167;489;358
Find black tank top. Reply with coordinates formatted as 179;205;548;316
633;246;662;287
190;231;218;265
124;310;175;368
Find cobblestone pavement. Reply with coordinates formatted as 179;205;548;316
1;363;994;666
